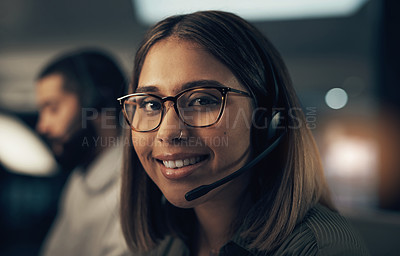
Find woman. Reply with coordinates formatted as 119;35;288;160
119;11;369;255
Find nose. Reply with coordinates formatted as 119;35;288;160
156;103;186;143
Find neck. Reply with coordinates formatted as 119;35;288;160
193;177;252;256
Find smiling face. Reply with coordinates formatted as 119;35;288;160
132;38;254;208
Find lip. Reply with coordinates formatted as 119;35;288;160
154;153;209;180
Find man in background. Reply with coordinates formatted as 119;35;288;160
35;48;129;256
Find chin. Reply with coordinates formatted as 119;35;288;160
163;190;198;209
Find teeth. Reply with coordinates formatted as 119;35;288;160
175;160;183;168
183;159;190;166
167;160;176;169
162;156;204;169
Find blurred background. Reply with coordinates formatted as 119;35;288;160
0;0;399;255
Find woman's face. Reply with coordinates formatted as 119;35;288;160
132;38;254;208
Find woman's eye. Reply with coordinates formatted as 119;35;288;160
188;96;219;107
139;101;161;111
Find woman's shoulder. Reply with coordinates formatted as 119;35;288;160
133;204;371;256
271;204;370;256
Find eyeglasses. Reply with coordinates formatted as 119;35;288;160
117;86;252;132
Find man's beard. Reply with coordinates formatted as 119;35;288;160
46;122;99;172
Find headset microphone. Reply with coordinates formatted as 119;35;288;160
185;124;285;201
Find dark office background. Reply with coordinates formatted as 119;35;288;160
0;0;399;255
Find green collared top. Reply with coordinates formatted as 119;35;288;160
137;204;370;256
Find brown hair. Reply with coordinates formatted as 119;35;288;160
120;10;334;253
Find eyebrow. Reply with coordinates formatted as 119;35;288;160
135;86;159;93
136;80;225;94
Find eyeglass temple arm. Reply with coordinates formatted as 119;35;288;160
117;94;138;105
228;88;252;97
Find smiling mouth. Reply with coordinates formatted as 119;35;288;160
159;155;208;169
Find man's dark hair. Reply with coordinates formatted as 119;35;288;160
38;48;126;111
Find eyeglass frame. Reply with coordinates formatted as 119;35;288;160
117;86;252;132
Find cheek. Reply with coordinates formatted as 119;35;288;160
52;105;80;137
132;131;145;156
131;131;154;166
131;132;163;192
211;129;251;163
225;102;252;140
52;96;80;135
207;104;253;166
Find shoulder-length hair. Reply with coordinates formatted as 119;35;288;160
120;10;334;253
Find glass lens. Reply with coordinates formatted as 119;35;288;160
177;88;223;126
124;95;163;131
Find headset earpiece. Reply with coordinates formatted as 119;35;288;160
267;111;281;141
